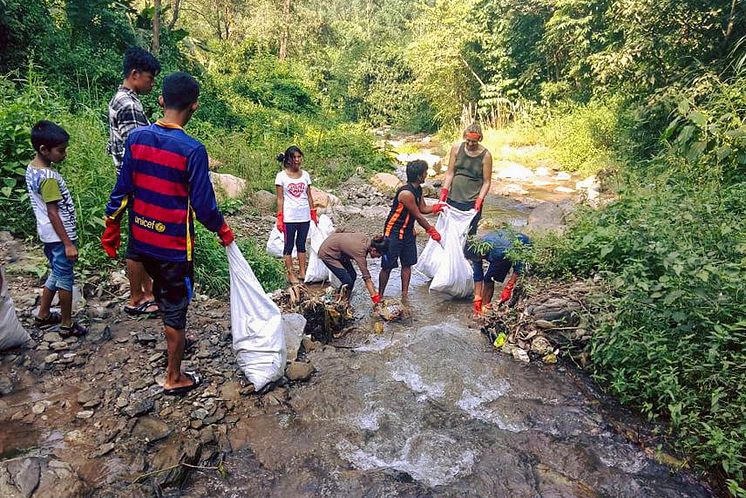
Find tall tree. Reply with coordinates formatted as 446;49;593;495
152;0;161;54
279;0;291;60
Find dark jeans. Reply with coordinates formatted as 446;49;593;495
447;198;482;235
284;221;310;256
325;258;357;288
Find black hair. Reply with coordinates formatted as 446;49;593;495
406;159;428;183
162;72;200;110
123;46;161;78
31;120;69;153
370;235;389;255
276;145;304;166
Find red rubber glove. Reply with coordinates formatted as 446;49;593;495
499;273;518;304
276;211;285;233
431;202;446;215
310;208;319;225
474;196;484;212
371;294;381;304
426;226;441;241
217;222;235;246
101;218;121;258
439;188;449;202
472;297;483;315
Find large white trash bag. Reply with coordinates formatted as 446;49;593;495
266;225;288;258
227;243;287;390
0;266;30;351
304;214;335;283
429;207;477;298
413;211;448;279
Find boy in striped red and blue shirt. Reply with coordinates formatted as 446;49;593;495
102;72;234;396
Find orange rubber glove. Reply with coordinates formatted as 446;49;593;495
432;202;446;214
310;208;319;225
474;196;484;212
371;294;381;304
426;226;441;241
499;273;518;304
473;296;483;315
101;218;121;258
217;222;235;246
276;211;285;233
439;188;449;202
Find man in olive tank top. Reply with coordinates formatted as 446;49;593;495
379;160;441;300
433;123;493;235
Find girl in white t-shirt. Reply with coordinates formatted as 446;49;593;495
275;146;318;283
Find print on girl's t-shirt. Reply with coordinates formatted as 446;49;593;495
287;182;306;197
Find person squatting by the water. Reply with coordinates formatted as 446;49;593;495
463;229;530;316
275;146;318;284
318;231;388;304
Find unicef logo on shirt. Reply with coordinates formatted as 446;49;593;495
135;215;167;233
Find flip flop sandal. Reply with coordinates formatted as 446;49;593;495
35;311;62;328
60;322;88;338
162;371;202;396
124;301;159;316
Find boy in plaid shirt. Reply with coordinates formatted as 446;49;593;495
107;47;161;316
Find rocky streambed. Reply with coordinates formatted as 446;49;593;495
0;165;713;497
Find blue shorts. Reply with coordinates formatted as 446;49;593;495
381;235;417;270
43;241;77;292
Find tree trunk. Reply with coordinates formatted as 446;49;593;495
168;0;182;30
279;0;291;61
152;0;161;54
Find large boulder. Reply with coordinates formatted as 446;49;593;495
252;190;277;212
310;186;341;208
371;173;404;194
527;202;566;233
395;152;443;172
494;161;533;180
210;172;247;199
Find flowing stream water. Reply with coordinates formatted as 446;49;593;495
186;263;708;497
186;140;708;496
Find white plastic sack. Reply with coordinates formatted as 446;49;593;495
413;211;448;279
227;243;287;390
0;266;30;351
428;207;477;298
266;225;293;258
304;215;335;283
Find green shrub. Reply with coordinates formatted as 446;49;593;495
540;99;621;175
201;120;392;193
192;224;285;297
530;177;746;488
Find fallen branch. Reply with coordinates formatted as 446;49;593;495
131;462;225;484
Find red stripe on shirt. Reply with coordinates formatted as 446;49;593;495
133;198;187;224
130;144;187;171
131;225;187;251
133;172;188;197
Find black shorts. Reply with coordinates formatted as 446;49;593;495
140;257;194;330
381;235;417;270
